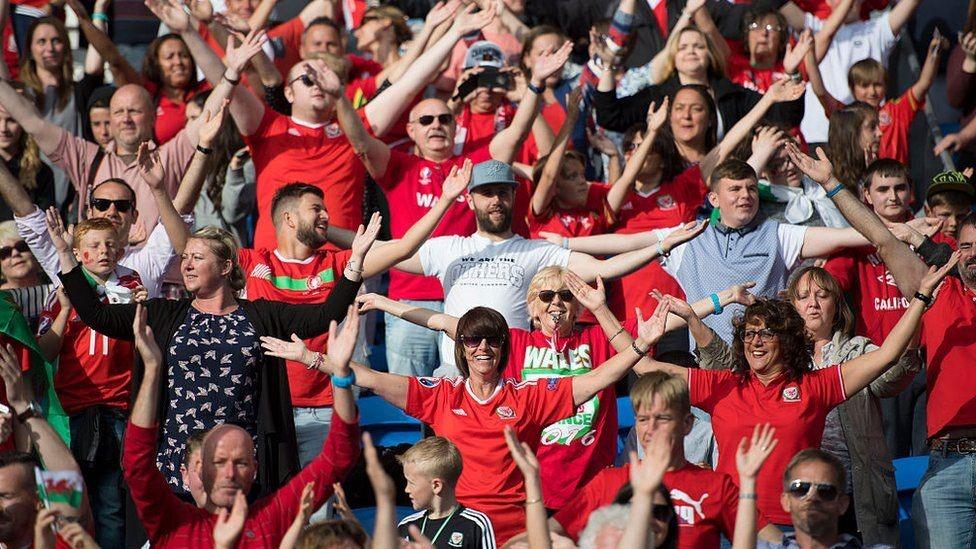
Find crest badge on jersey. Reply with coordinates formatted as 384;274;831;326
325;123;342;139
449;532;464;547
306;275;324;290
782;386;800;403
419;167;433;186
496;406;516;420
546;378;559;391
879;110;892;127
657;194;676;210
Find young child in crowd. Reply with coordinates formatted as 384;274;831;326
924;170;976;243
397;437;496;549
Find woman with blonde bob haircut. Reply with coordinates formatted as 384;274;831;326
58;225;373;494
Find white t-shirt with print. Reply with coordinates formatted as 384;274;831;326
419;233;571;373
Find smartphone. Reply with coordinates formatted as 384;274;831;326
477;68;512;91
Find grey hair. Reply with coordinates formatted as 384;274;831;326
578;504;654;549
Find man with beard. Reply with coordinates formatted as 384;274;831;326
758;449;875;549
238;161;471;467
787;144;976;549
395;160;708;375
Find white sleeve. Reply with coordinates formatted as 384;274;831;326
529;241;571;269
877;12;897;56
804;12;822;31
418;236;454;278
653;223;687;275
14;208;63;288
118;215;191;297
777;223;809;269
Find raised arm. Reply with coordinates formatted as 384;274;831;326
606;98;669;214
357;293;459;339
888;0;922;37
504;427;550;549
490;41;573;164
812;0;855;62
567;220;708;282
786;143;928;295
381;1;461;85
0;80;64;154
362;160;472;278
617;435;669;549
912;33;949;102
649;2;698;85
172;101;229;214
732;425;778;549
531;89;581;216
206;29;269;138
68;0;140;84
803;42;843;117
137;143;191;254
0;161;38;217
841;256;957;397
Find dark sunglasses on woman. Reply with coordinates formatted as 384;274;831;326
537;290;574;303
0;240;30;260
459;334;506;349
414;113;454;126
90;198;134;213
787;480;840;502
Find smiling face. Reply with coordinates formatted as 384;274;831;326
852;79;885;108
764;145;802;187
469;184;515;234
791;273;838;339
674;29;709;77
290;193;330;249
30;23;65;72
201;426;256;510
670;88;710;146
88;180;138;240
407;99;457;157
741;316;784;377
0;237;39;286
109;85;155;153
863;173;910;222
181;238;231;295
73;228;121;278
709;176;759;229
157;37;193;90
957;223;976;289
0;104;23;154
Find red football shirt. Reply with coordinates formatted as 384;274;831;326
38;270;145;415
878;89;922;164
149;81;211;145
554;462;743;549
245;108;370;250
376;148;487;300
823;245;908;344
503;322;635;510
404;376;576;544
527;183;613;239
919;277;976;438
238;247;352;407
607;166;703;320
727;53;789;94
199;18;303;80
688;366;846;524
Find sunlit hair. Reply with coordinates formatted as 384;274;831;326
271;183;324;227
783;448;845;490
519;26;568;77
786;267;854;337
629;371;691;417
0;221;18;242
730;299;812;382
826;102;878;190
295;520;368;549
19;17;74;110
304;51;352;84
453;307;510;378
660;26;727;83
847;58;886;91
188;226;246;291
611;484;678;549
181;430;208;468
525;265;578;326
72;218;120;250
142;34;199;92
665;84;718;151
0;82;42;191
958;211;976;240
397;436;463;485
361;5;412;45
708;158;757;191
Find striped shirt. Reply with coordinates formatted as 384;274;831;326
399;505;497;549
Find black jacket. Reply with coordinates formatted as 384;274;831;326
59;264;362;494
592;74;804;133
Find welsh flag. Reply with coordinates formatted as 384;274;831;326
35;468;84;509
0;291;70;444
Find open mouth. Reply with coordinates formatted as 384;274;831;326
750;349;768;358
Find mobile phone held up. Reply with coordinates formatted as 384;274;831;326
457;68;513;100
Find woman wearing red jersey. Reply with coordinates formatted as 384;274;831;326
642;255;956;528
261;297;671;544
141;33;210;144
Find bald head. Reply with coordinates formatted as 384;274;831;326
407;99;456;160
200;424;258;511
109;84;156;153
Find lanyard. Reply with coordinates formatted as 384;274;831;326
421;506;459;545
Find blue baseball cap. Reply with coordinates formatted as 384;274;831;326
469;160;519;192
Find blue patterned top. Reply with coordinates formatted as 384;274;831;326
158;307;260;491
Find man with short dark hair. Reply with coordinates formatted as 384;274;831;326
0;452;40;548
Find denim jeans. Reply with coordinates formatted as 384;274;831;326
912;450;976;549
385;300;443;377
69;409;126;549
294;406;335;523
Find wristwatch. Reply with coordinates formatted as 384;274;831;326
15;400;42;422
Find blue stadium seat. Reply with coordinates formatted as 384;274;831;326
617;396;634;455
359;395;423;447
893;455;929;549
351;506;419;534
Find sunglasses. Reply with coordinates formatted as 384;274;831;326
289;74;315;88
459;334;505;349
652;503;673;521
787;480;840;502
537;290;574;303
0;240;30;260
743;328;777;343
748;22;783;33
412;113;454;126
90;198;134;213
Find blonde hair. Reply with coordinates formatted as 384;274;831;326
785;267;855;337
72;218;119;249
660;26;727;83
1;82;43;190
295;520;368;549
397;436;463;485
525;266;578;326
629;371;691;417
189;226;246;291
0;221;19;242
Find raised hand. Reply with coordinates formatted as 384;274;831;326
635;298;670;348
452;2;496;36
783;29;813;74
355;292;393;313
306;59;344;98
586;128;619;157
726;281;757;306
646;97;669;132
33;508;59;549
132;285;149;303
927;31;950;60
351;213;382;261
650;291;695;321
185;0;213;22
503;425;541;481
58;522;100;549
589;29;616;67
735;423;778;481
259;333;315;364
563;270;606;312
289;483;315;534
765;77;806;103
223;28;269;76
918;251;960;297
786;143;833;187
213;11;250;33
684;0;707;14
751;126;788;169
137;142;165;191
0;412;11;446
934;132;966;156
565;87;583;120
327;305;360;375
661;219;708;251
133;304;163;370
425;0;461;29
629;431;670;495
55;287;72;311
65;0;91;20
198;99;230;148
213;490;248;549
332;482;356;521
144;0;191;33
364;432;396;500
44;207;72;254
961;31;976;61
441;159;473;202
530;41;573;86
0;343;33;412
403;525;435;549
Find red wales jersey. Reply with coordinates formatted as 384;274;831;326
404;376;576;544
824;245;908;344
503;322;637;510
38;267;144;415
238;247;352;407
554;462;746;549
527;184;614;239
878;89;922;164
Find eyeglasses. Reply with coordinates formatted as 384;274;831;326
787;480;840;502
652;503;673;521
412;113;454;126
537;290;574;303
459;334;506;349
743;328;777;343
90;198;134;213
0;240;30;260
748;22;783;33
289;73;316;88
